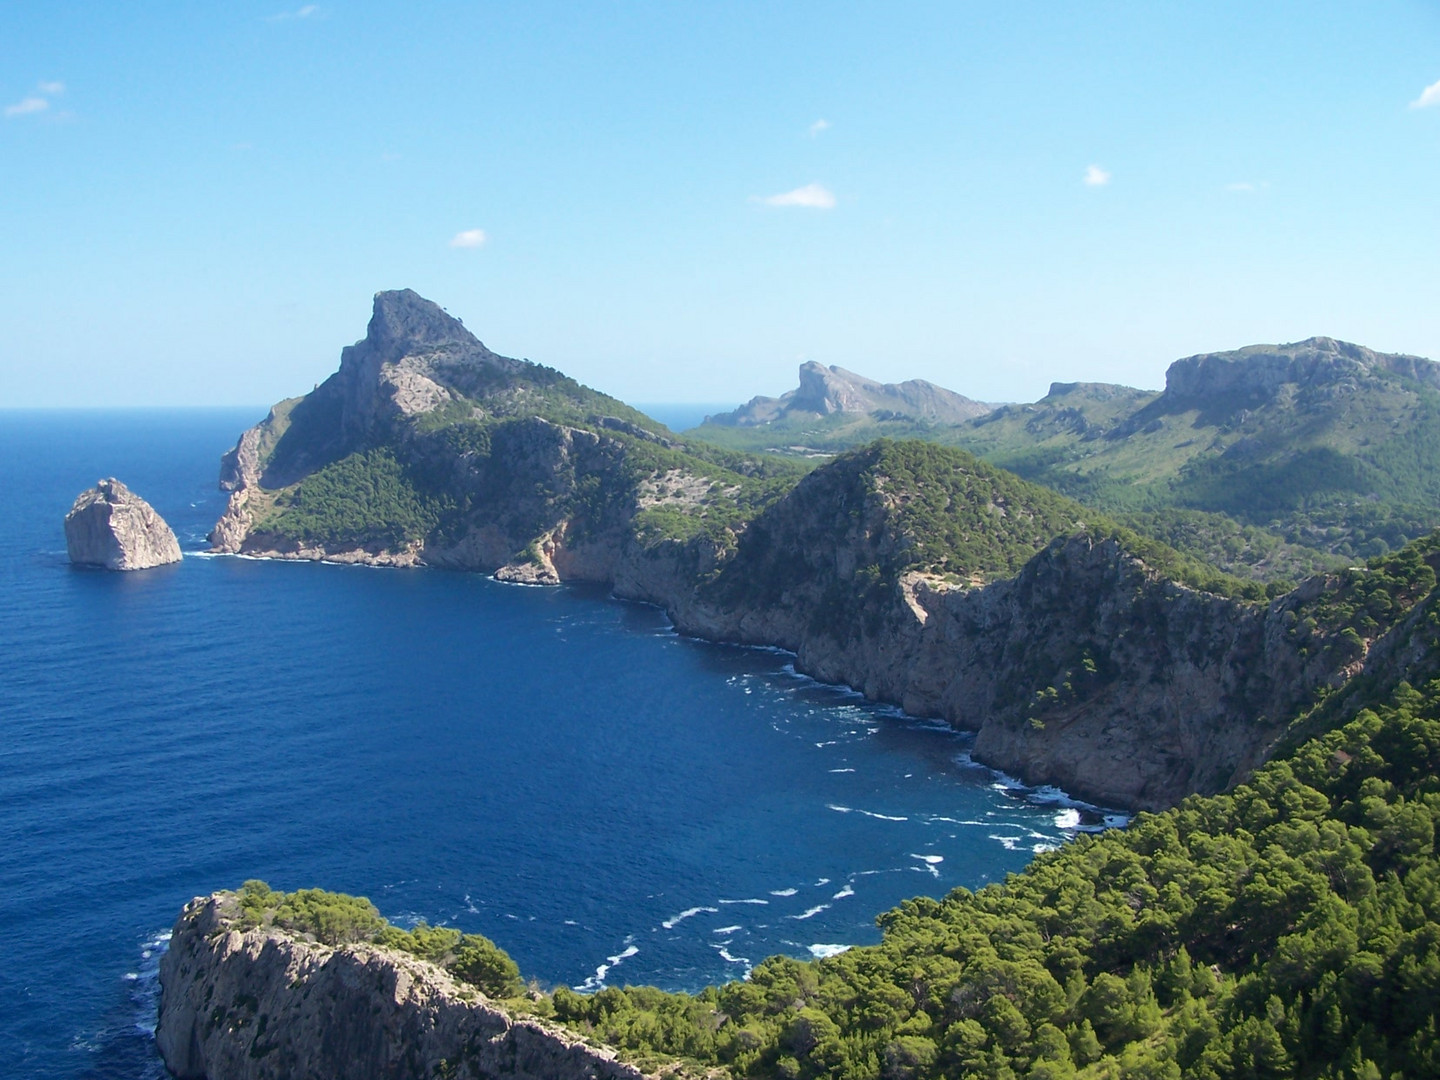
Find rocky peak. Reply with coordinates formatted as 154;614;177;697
1162;337;1440;405
714;362;991;427
365;288;477;359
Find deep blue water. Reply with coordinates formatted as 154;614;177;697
0;410;1120;1079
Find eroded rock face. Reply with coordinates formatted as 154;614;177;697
64;478;182;571
157;894;665;1080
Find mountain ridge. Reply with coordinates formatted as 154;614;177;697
709;361;993;428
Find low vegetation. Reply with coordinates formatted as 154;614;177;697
234;880;524;1000
261;448;449;549
545;669;1440;1080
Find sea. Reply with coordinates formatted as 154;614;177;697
0;408;1123;1079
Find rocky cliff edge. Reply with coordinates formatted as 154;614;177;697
157;893;683;1080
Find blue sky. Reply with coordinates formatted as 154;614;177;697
2;1;1438;408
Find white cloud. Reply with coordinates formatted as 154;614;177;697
807;118;830;137
1082;164;1111;187
449;228;488;249
267;4;319;21
1226;181;1255;192
1412;78;1440;109
4;96;49;117
754;182;837;209
36;81;64;95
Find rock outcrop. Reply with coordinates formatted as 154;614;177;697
158;893;670;1080
1161;336;1440;406
64;478;182;570
710;362;992;427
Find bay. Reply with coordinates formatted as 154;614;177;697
0;410;1117;1079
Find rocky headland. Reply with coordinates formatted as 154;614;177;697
157;892;671;1080
207;290;1440;811
64;478;182;571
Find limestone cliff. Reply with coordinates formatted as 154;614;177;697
64;478;182;570
157;893;673;1080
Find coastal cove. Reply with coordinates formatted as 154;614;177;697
0;411;1113;1080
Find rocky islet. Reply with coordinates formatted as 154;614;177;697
64;477;182;571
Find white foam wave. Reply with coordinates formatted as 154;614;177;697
814;878;830;887
826;804;908;821
577;944;640;991
715;946;751;967
1033;842;1059;853
714;925;743;935
808;944;852;959
770;887;798;897
832;884;855;899
789;904;830;920
989;834;1024;851
828;767;856;773
662;906;719;929
719;897;769;905
910;853;943;877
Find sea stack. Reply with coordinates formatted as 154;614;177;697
64;478;183;571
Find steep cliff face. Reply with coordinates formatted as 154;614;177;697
64;478;182;570
158;894;667;1080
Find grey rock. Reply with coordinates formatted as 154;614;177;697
157;893;670;1080
64;478;182;571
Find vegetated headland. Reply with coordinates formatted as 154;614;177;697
162;289;1440;1079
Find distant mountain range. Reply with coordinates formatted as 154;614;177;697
707;361;992;428
689;337;1440;577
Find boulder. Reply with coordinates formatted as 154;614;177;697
64;478;182;570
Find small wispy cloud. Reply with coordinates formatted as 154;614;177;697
1226;182;1255;192
1412;78;1440;109
1082;164;1111;187
266;4;319;21
807;118;830;138
36;81;64;96
753;182;837;209
449;228;488;249
4;95;49;117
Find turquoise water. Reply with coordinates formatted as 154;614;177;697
0;410;1118;1079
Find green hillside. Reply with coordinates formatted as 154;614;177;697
688;339;1440;579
